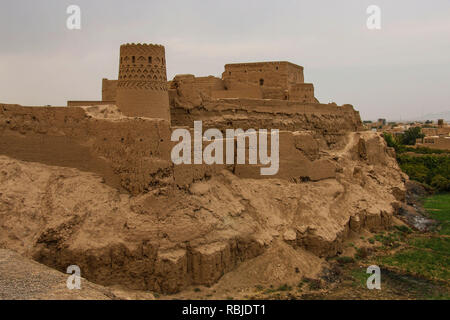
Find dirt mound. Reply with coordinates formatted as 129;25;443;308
214;241;323;290
0;249;113;300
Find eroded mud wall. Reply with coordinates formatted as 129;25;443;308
1;102;363;194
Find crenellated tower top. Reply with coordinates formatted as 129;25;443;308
116;43;170;120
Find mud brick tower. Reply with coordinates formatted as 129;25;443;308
116;43;170;120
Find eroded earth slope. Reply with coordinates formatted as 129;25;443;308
0;127;407;294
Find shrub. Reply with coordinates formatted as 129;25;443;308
277;284;292;291
383;132;402;152
431;175;450;191
355;247;369;259
336;256;355;264
394;225;412;234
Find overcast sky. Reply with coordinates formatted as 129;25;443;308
1;0;449;120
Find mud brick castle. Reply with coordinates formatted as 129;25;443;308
2;42;364;194
85;43;318;119
1;42;408;295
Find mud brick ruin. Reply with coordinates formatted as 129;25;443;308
0;43;407;294
99;46;318;113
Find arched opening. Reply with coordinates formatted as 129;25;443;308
132;56;135;63
259;78;264;86
148;56;152;64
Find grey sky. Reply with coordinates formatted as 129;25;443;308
1;0;449;120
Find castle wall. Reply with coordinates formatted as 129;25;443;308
194;76;225;96
0;104;172;195
170;129;336;183
170;99;363;148
1;100;362;195
67;100;115;107
211;87;263;100
261;87;286;100
168;74;203;107
116;89;170;119
289;83;316;103
222;62;304;90
116;44;170;120
100;60;317;104
102;79;118;101
169;74;264;104
167;61;312;102
285;63;305;87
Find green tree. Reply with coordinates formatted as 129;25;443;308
383;133;404;152
401;127;424;145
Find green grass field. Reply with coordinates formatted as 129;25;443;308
379;193;450;284
424;193;450;235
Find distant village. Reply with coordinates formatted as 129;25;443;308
364;118;450;151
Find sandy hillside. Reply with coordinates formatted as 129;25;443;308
0;130;407;295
